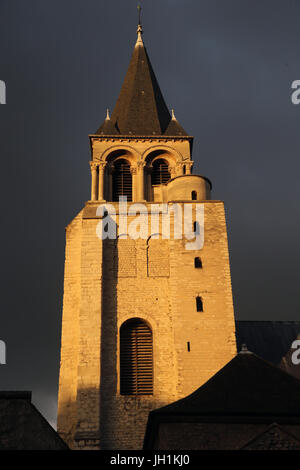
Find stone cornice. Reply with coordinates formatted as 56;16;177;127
89;134;194;142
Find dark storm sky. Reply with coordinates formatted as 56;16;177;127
0;0;300;427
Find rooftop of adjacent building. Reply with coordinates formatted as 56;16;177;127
235;320;300;371
0;391;68;450
143;339;300;450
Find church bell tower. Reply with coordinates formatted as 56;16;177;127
57;16;237;450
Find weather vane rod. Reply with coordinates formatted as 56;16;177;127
136;3;144;46
137;3;142;25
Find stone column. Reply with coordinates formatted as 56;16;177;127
186;162;193;175
98;162;106;201
146;167;152;201
90;162;98;201
169;166;176;179
177;163;184;176
137;161;145;201
107;164;114;201
130;167;137;202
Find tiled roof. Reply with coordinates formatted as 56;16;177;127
0;391;68;449
95;28;188;137
146;352;300;417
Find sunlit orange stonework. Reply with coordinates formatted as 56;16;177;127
57;22;237;450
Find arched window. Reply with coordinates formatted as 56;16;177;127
192;191;197;200
196;296;203;312
194;257;202;268
151;159;170;185
113;159;132;201
120;319;153;395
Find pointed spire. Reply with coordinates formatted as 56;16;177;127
95;108;119;135
95;9;190;137
164;108;188;136
135;4;143;47
107;20;172;135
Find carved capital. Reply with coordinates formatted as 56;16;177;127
130;166;137;175
185;161;194;174
98;161;107;171
145;165;153;174
89;161;98;172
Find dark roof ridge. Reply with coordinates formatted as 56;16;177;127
148;352;300;416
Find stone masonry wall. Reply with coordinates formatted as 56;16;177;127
57;211;82;447
57;201;237;450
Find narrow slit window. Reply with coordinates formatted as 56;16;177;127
192;191;197;200
187;341;190;352
194;257;202;268
193;221;200;234
196;296;203;312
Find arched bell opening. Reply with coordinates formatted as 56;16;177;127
112;158;132;202
144;150;175;201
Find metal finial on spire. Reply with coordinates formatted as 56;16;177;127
171;109;176;120
106;108;110;120
135;4;143;46
240;343;251;354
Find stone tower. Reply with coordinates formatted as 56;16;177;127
57;20;237;450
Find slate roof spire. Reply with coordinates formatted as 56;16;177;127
95;10;188;136
96;108;119;135
164;108;188;136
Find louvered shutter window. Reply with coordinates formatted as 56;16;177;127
151;159;170;185
120;319;153;395
113;159;132;201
